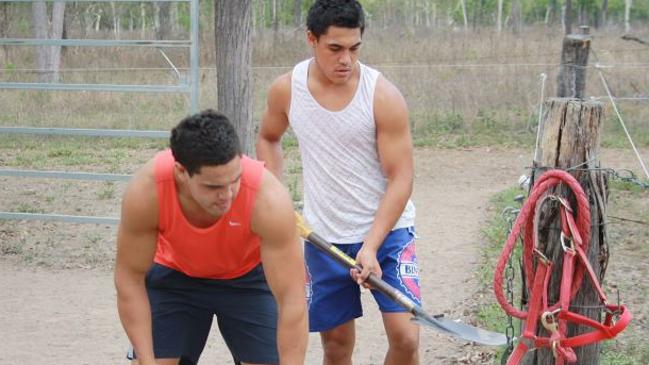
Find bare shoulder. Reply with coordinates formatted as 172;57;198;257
263;72;292;122
374;75;409;127
270;71;292;92
375;75;406;104
268;72;292;103
251;169;295;239
120;158;159;231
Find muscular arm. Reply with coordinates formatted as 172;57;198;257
252;171;308;365
356;76;414;278
114;161;160;365
256;73;292;180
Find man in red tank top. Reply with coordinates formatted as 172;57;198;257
114;110;307;365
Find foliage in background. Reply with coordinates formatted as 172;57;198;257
2;0;649;38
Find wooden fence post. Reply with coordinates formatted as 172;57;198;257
556;27;591;99
522;98;609;365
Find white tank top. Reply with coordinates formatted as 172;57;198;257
288;58;416;243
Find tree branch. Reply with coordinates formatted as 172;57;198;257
621;33;649;46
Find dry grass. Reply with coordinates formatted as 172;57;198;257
0;25;647;270
2;26;649;143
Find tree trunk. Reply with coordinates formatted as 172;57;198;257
557;33;591;99
293;0;302;28
258;0;265;31
511;0;522;35
471;0;481;29
547;0;558;25
110;2;120;39
215;0;253;155
49;1;65;82
155;2;171;40
81;4;94;36
33;1;49;81
1;3;10;58
32;1;65;83
564;0;573;34
1;3;9;37
600;0;608;28
522;98;608;365
171;2;180;34
471;0;477;29
272;0;278;33
128;8;134;32
413;0;420;27
459;0;468;32
140;3;147;38
624;0;632;33
497;0;503;33
432;2;437;28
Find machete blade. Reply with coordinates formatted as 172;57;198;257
411;312;507;346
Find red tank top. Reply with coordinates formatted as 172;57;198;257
153;149;265;279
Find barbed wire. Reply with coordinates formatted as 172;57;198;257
3;60;649;75
525;163;649;188
590;96;649;101
0;63;562;73
507;168;648;228
610;168;649;189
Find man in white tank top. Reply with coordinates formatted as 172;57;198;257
257;1;420;364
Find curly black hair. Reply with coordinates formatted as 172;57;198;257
170;109;241;176
307;0;365;39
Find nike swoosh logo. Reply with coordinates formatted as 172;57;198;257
228;221;242;226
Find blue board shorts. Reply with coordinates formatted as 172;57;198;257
305;226;421;332
127;263;278;365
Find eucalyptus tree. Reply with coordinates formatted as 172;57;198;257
215;0;254;155
32;1;65;82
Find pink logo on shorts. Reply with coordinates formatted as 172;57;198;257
397;239;420;302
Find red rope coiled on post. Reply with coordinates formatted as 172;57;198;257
493;169;631;365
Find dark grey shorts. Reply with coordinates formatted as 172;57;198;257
127;263;279;365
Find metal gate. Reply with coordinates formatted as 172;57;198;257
0;0;200;224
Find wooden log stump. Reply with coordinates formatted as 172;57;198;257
557;32;591;99
522;98;609;365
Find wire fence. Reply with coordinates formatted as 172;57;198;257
1;41;647;225
0;0;200;225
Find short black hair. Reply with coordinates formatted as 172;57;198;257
170;109;241;176
306;0;365;39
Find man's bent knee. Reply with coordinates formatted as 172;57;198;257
321;323;355;363
387;332;419;354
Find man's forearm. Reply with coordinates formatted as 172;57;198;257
276;297;308;364
364;176;413;250
116;279;156;363
256;138;285;180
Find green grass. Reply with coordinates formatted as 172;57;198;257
97;182;116;200
470;186;526;363
412;111;539;148
12;202;45;214
0;240;24;255
478;187;526;286
0;135;166;171
601;340;649;365
601;111;649;149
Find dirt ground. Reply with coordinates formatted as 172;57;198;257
0;147;646;364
